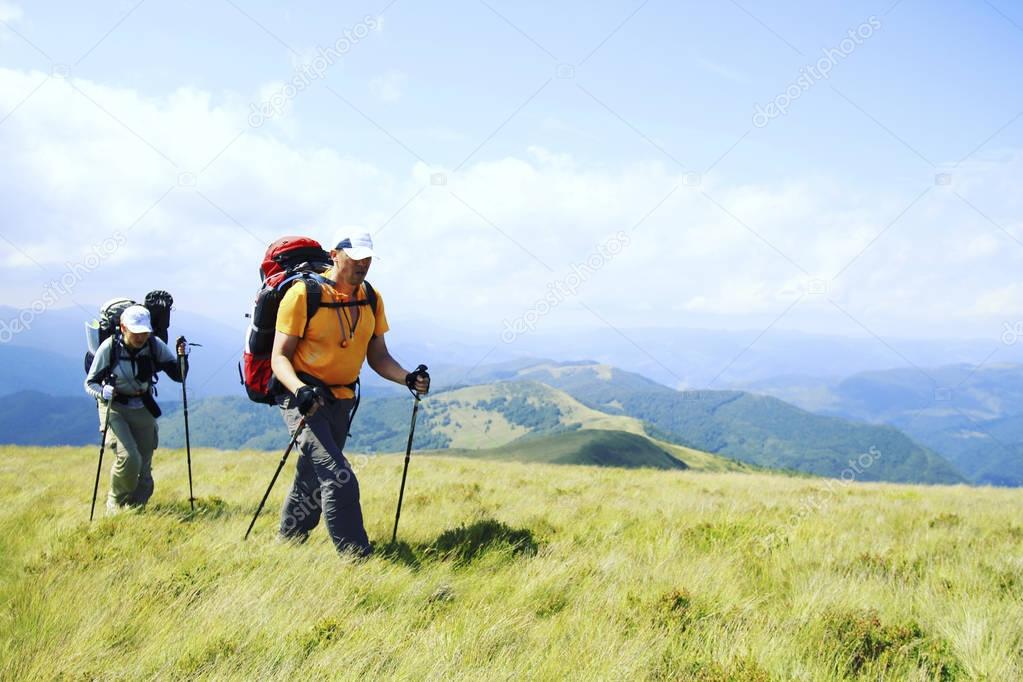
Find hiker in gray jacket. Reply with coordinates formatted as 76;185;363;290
85;305;187;514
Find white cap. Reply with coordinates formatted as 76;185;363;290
335;231;376;260
121;305;153;334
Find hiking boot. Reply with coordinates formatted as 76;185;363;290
106;497;139;517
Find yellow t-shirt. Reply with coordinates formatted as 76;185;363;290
276;273;389;399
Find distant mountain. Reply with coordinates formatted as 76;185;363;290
0;391;99;446
911;414;1023;487
743;364;1023;485
742;363;1023;424
0;361;969;485
0;347;85;396
501;363;964;485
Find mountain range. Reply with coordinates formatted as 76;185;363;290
2;303;1018;485
0;361;967;485
743;364;1023;486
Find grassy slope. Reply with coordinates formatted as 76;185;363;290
427;381;647;448
442;430;689;470
427;384;532;448
428;382;750;473
2;446;1022;680
652;437;755;473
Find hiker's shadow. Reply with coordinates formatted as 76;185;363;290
377;540;421;568
144;496;238;522
378;518;538;570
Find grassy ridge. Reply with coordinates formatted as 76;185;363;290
442;430;689;470
1;446;1022;680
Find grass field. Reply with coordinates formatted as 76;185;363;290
1;445;1022;680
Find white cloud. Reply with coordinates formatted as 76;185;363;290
369;69;406;103
0;66;1020;342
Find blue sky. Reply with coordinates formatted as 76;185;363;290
5;0;1017;178
1;0;1022;353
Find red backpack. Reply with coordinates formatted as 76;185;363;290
240;236;376;404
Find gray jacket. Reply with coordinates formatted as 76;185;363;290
85;336;185;407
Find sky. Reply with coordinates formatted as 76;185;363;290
2;0;1023;365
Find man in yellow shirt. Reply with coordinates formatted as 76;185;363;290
271;232;430;557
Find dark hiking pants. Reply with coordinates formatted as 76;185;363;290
276;394;371;557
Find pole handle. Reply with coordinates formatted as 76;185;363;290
407;364;429;399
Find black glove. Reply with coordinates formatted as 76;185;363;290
405;365;430;395
295;385;330;415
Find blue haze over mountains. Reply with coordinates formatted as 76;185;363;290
2;304;1021;486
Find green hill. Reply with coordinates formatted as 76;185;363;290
158;396;285;451
2;445;1021;679
508;363;965;485
442;429;688;470
424;380;652;447
410;382;748;473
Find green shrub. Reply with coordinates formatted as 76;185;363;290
929;513;962;529
819;608;962;679
427;519;538;564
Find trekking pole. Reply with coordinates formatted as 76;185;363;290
391;365;428;544
90;378;116;522
176;336;197;511
244;418;306;540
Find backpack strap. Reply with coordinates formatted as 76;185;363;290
289;276;377;336
316;281;378;312
301;276;323;337
147;337;160;387
98;335;122;385
364;280;378;315
274;272;325;338
364;281;381;338
101;335;166;390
